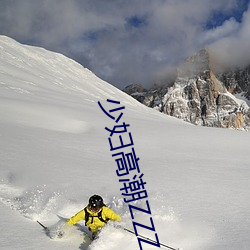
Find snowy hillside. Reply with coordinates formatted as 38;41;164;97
0;36;250;250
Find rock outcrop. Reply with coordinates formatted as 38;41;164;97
123;49;250;130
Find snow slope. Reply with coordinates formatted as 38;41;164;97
0;35;250;250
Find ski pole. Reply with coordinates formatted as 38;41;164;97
37;220;48;231
123;227;181;250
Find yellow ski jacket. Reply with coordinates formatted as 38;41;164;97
67;206;121;233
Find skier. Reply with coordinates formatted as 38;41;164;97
66;194;121;239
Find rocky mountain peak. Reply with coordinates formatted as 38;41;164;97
177;48;210;78
123;49;250;130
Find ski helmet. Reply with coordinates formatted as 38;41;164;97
89;195;104;211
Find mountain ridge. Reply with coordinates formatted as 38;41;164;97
123;49;250;130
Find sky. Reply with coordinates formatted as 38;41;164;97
0;0;249;89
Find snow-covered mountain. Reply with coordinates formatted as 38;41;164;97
217;65;250;100
124;49;250;130
0;36;250;250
